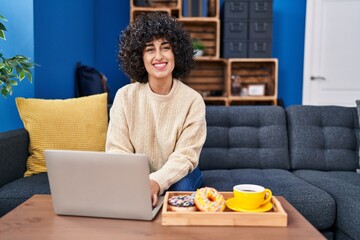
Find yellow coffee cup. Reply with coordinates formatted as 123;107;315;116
233;184;272;210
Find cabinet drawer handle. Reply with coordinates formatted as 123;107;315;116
310;76;326;81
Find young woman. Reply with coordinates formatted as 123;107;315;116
106;12;207;206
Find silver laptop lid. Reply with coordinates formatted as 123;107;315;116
45;150;163;220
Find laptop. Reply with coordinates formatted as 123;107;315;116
44;149;164;220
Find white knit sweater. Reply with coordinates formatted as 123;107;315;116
106;79;207;194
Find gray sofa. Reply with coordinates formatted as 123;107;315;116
0;105;359;240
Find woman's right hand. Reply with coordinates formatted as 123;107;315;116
150;179;160;207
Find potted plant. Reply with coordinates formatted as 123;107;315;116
192;38;205;57
0;15;35;97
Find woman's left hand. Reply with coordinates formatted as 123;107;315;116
150;179;160;207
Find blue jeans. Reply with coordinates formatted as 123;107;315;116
168;167;202;191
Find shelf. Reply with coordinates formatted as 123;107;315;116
228;58;278;100
229;96;277;106
229;96;277;101
182;58;227;98
230;99;277;106
204;97;229;106
130;0;180;20
131;7;173;21
129;1;278;106
131;0;180;8
179;18;220;59
180;0;220;19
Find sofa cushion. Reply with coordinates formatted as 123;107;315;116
0;173;50;217
0;129;29;188
294;170;360;240
201;168;335;230
200;106;290;170
287;105;359;171
336;228;355;240
16;93;108;176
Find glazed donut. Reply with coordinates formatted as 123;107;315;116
195;187;225;212
168;193;197;212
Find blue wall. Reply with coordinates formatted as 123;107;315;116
34;0;130;100
34;0;96;99
94;0;130;97
273;0;306;107
0;0;34;132
1;0;306;132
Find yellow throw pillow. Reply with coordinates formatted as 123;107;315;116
16;93;108;177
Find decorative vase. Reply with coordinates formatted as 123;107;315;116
194;50;204;57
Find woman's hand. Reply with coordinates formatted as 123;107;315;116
150;179;160;207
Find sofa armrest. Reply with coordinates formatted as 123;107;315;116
0;128;29;188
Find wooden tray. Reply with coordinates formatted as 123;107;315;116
162;191;288;227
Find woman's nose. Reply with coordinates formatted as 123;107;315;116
154;49;163;60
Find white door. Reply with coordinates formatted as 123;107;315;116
303;0;360;106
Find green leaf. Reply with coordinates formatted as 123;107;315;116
8;88;13;95
0;68;6;75
0;30;5;40
15;55;26;59
0;62;4;69
0;22;6;31
9;60;19;68
22;67;30;74
10;80;18;86
26;72;33;83
19;71;25;81
0;15;8;21
0;15;7;41
19;71;25;80
6;83;12;91
15;65;22;73
1;87;8;97
7;67;13;74
20;61;34;68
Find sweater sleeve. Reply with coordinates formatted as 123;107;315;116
149;96;207;194
105;89;134;153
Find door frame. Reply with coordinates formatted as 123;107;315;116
302;0;360;106
302;0;321;105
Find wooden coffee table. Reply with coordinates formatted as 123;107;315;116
0;195;325;240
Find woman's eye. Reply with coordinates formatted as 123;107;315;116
162;45;171;51
145;48;155;52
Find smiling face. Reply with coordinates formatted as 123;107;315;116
143;38;175;84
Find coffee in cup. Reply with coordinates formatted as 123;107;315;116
233;184;272;210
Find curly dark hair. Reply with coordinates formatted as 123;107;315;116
118;12;195;83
